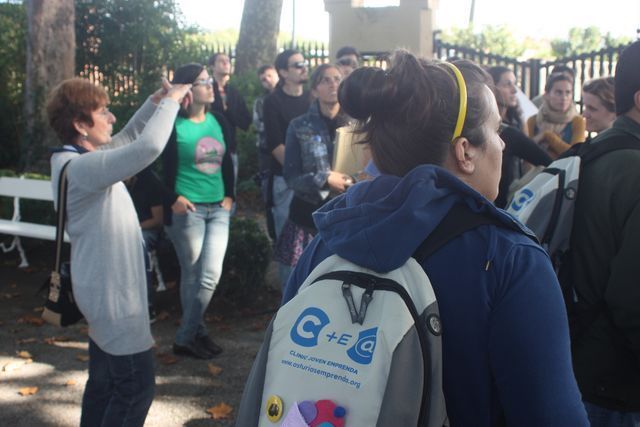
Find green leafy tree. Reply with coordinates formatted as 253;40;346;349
441;25;526;58
0;2;26;169
75;0;188;127
551;27;632;58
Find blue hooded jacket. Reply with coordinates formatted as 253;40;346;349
283;165;588;426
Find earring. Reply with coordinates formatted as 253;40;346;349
80;132;88;141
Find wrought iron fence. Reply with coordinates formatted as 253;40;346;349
433;35;631;107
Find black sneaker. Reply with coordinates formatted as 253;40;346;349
172;341;213;359
197;335;223;356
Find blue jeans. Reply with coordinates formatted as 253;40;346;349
271;175;293;240
80;339;154;427
584;402;640;427
165;203;230;346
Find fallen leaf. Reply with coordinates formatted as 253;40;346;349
164;281;177;290
157;352;178;365
0;320;4;326
16;338;37;345
43;336;71;345
217;324;231;332
10;283;17;288
2;292;21;300
156;311;170;321
207;363;223;376
17;315;45;327
32;307;44;313
18;386;38;396
76;353;90;362
17;350;33;359
206;402;233;420
65;379;77;386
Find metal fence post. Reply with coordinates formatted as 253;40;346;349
528;58;541;99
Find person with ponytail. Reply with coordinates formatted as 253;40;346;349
282;51;588;426
159;63;235;360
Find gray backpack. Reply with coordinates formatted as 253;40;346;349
507;138;640;301
236;205;509;426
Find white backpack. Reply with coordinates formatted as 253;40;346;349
236;204;514;427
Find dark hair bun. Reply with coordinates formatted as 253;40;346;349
172;63;204;85
338;67;394;120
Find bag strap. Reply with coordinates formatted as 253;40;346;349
579;138;640;164
53;161;72;273
413;203;513;263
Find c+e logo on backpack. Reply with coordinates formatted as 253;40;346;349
290;307;378;365
510;188;535;212
290;307;331;347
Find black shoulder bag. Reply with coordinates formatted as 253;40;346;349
41;161;84;327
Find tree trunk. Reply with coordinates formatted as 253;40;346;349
23;0;75;173
234;0;284;76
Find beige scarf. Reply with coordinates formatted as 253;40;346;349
533;99;578;145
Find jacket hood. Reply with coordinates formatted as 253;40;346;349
313;164;527;272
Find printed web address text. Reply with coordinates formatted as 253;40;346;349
281;359;361;390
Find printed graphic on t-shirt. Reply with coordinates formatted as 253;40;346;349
194;136;224;174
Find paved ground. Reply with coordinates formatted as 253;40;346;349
0;240;281;426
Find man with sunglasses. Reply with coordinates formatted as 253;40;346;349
208;52;251;187
263;49;311;287
335;45;361;77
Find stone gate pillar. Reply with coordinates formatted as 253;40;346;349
324;0;439;59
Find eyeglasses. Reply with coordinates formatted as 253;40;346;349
337;57;358;68
289;61;308;70
193;78;214;87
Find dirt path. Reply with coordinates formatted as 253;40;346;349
0;242;280;426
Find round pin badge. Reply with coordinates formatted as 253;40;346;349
427;314;442;336
266;395;284;422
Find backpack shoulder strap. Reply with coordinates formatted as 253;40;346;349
413;203;515;263
580;138;640;164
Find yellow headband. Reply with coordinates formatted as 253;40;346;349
443;62;468;143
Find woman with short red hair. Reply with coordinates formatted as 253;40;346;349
48;77;190;426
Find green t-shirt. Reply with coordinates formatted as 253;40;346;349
174;112;226;203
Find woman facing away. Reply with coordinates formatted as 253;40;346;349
275;63;353;283
526;72;586;158
281;52;589;426
47;77;190;426
159;63;235;360
488;66;551;208
582;76;616;136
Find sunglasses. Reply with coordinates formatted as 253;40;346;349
337;57;358;68
289;61;308;70
193;78;214;87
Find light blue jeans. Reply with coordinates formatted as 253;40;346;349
165;203;230;346
271;175;293;240
584;402;640;427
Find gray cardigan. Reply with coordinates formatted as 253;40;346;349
50;98;179;355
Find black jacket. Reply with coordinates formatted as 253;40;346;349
569;115;640;411
159;111;235;226
211;81;251;154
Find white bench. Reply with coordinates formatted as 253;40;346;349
0;176;69;267
0;176;166;290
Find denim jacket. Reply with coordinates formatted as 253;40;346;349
283;100;349;204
